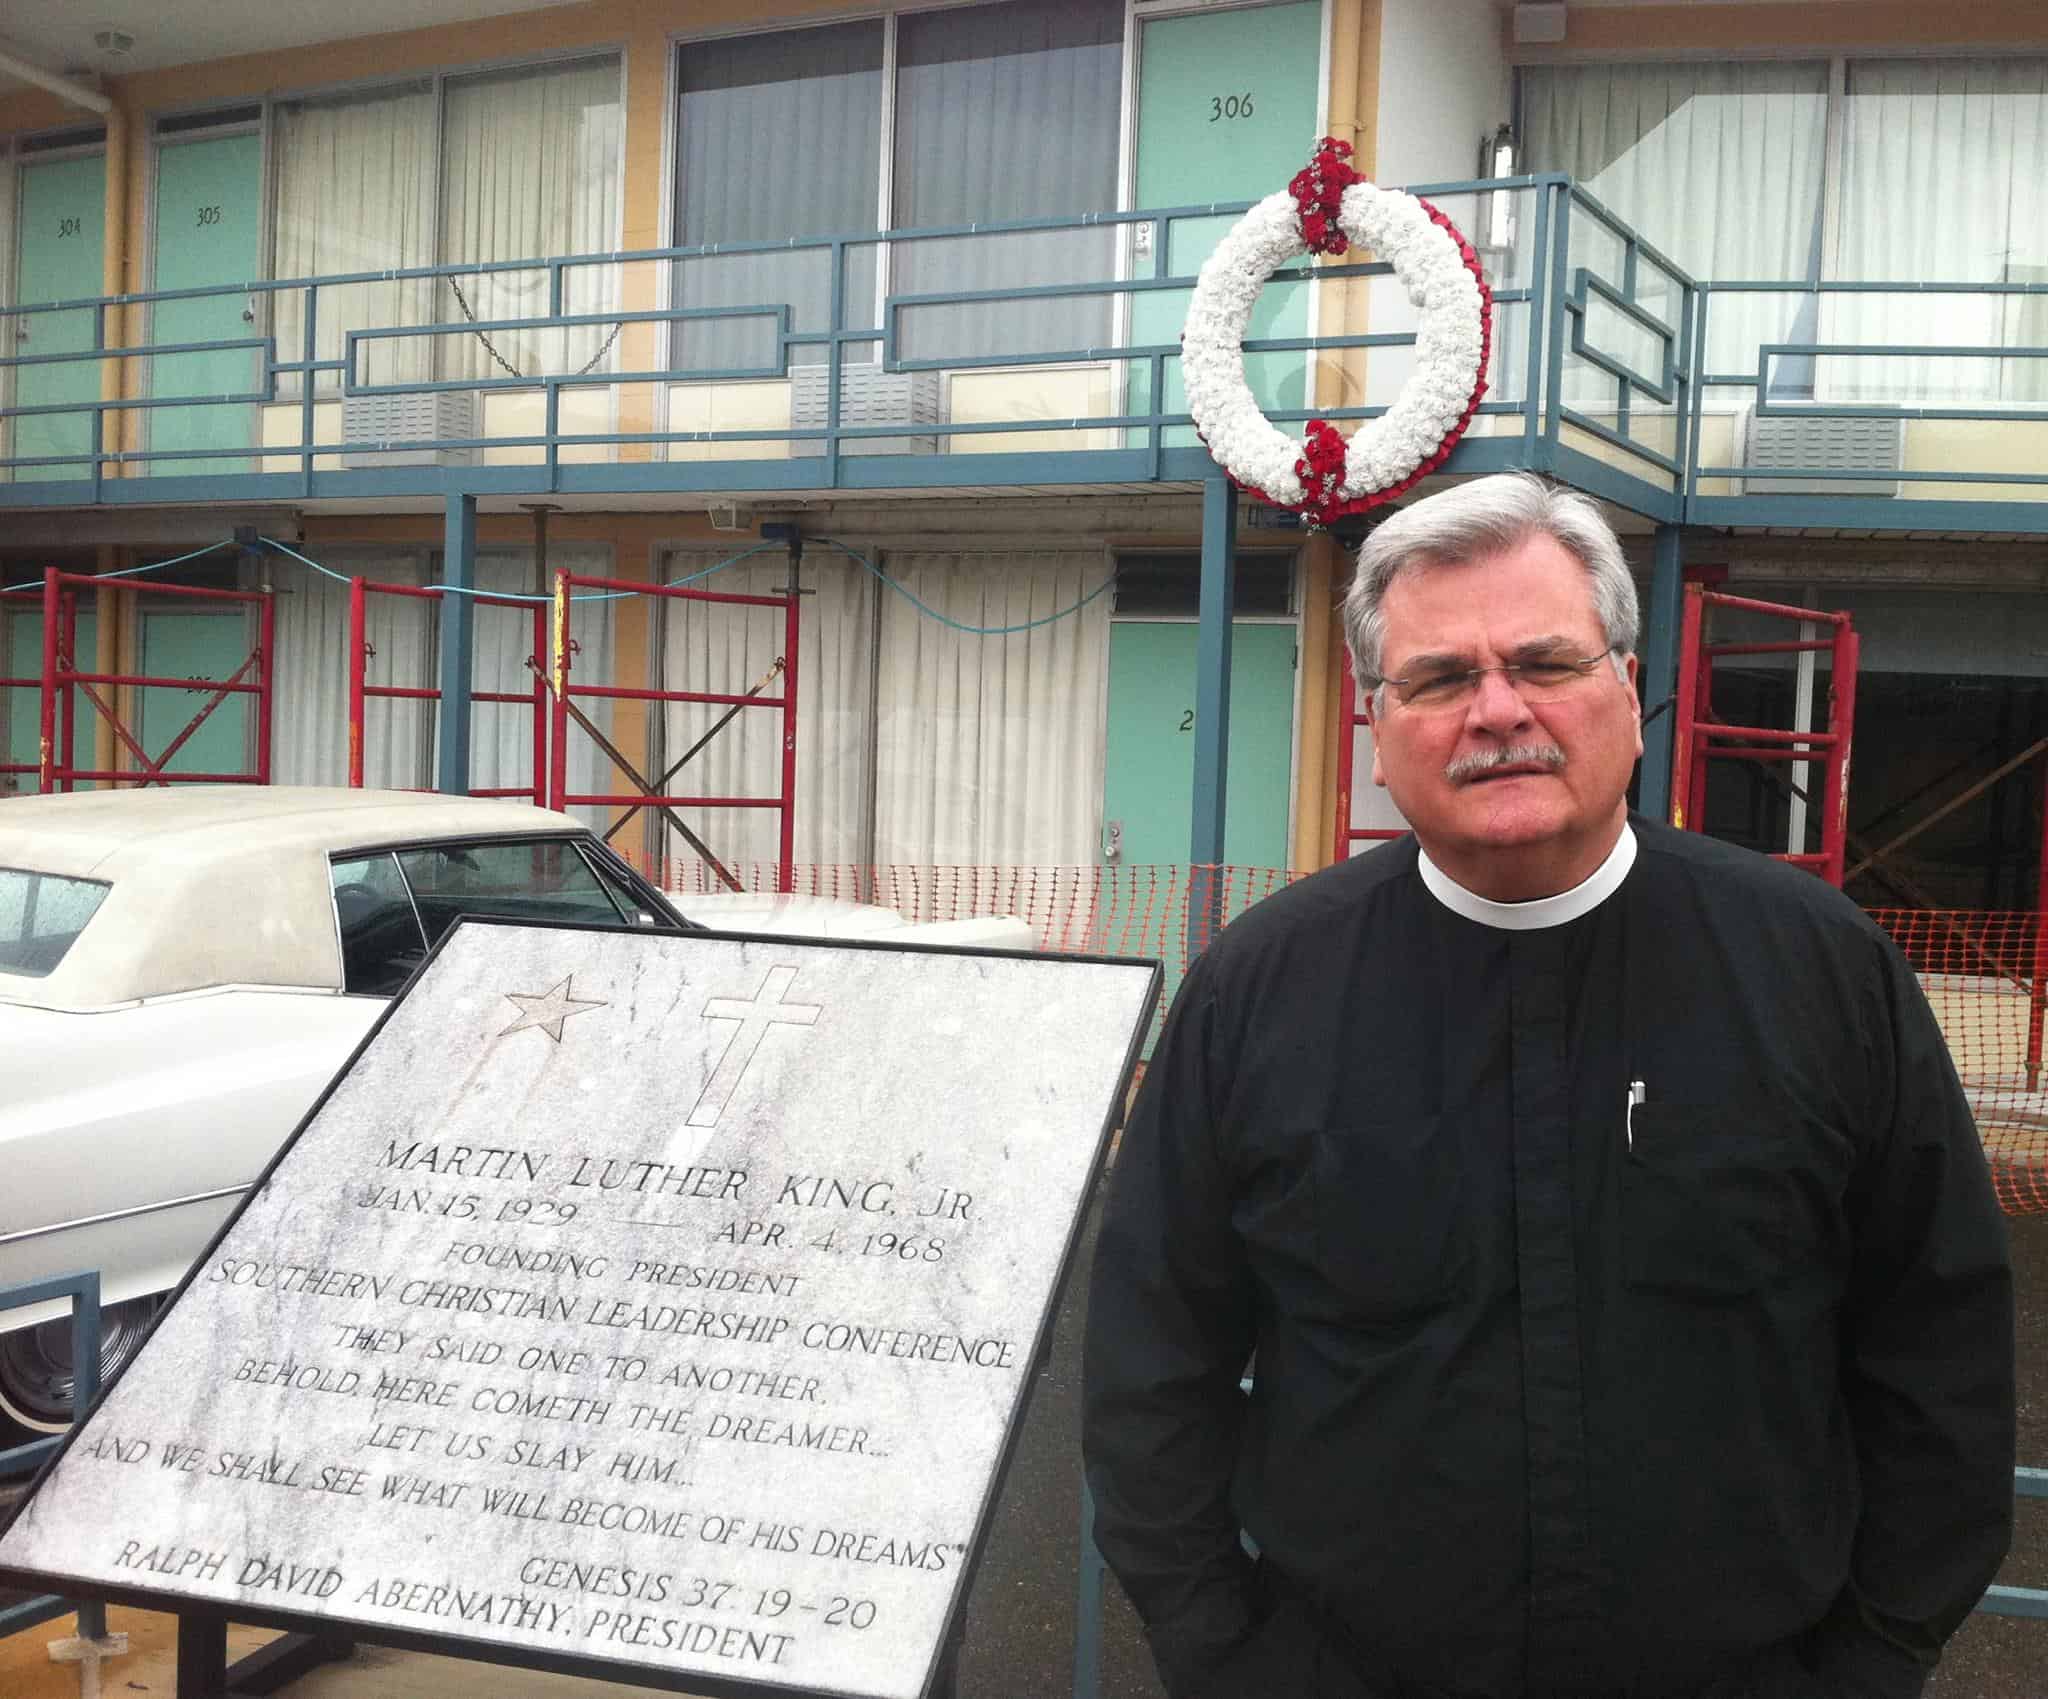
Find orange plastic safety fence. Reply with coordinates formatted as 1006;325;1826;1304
618;857;1314;1047
1868;910;2048;1218
615;859;2048;1219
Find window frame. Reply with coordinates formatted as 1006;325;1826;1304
665;0;1138;374
0;865;114;979
327;830;686;998
138;46;628;404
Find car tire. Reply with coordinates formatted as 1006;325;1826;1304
0;1295;161;1467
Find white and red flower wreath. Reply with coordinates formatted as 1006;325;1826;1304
1180;138;1493;529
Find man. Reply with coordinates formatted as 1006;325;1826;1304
1082;473;2014;1699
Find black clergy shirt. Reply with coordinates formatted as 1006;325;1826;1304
1083;820;2014;1699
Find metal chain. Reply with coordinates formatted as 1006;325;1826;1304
447;275;623;381
446;275;525;380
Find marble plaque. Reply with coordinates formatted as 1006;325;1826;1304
0;923;1158;1699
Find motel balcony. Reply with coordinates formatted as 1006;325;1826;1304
2;174;2045;538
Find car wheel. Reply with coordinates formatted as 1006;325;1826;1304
0;1296;161;1458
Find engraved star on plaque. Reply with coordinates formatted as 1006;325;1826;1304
497;974;607;1042
687;962;822;1127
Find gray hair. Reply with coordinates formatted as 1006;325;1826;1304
1342;473;1640;693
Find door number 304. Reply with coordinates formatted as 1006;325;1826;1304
1210;93;1254;121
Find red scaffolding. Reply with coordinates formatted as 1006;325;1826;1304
1331;661;1411;862
345;577;548;800
546;567;799;892
0;569;273;794
1670;584;1860;886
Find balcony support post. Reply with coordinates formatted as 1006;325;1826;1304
1190;474;1237;953
436;491;477;795
1637;522;1685;819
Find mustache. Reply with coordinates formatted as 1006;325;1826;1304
1445;743;1567;786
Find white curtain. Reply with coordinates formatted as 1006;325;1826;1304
471;545;612;824
657;548;876;877
270;550;430;788
1831;58;2048;404
672;22;883;374
1522;63;1829;391
271;85;435;395
439;57;624;384
872;550;1109;866
890;0;1122;364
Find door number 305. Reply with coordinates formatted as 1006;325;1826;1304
1210;93;1254;121
196;205;223;227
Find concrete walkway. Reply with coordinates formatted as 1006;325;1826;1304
0;1607;696;1699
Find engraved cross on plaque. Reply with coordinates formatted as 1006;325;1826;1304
686;964;822;1128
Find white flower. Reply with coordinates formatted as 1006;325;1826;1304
1182;177;1489;518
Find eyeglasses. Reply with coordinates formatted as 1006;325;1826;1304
1376;650;1620;711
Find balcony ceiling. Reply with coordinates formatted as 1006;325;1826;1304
1;0;574;95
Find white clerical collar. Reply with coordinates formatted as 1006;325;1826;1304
1417;824;1637;932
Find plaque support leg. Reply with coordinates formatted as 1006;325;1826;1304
928;1618;966;1699
222;1629;356;1693
1073;1479;1104;1699
45;1626;130;1699
174;1610;228;1699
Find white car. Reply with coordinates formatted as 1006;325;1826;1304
0;787;1030;1454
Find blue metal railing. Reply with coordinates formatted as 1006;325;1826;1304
0;176;1698;522
1982;1465;2048;1621
5;178;2045;531
0;1270;104;1641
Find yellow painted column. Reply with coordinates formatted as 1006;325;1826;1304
1291;0;1381;870
99;96;132;478
614;24;673;465
1291;533;1337;871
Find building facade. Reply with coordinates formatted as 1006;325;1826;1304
0;0;2044;915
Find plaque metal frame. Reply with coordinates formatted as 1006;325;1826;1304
0;918;1161;1699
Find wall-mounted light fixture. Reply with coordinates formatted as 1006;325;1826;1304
1478;123;1517;252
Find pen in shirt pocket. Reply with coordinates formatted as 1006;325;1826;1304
1626;1078;1647;1151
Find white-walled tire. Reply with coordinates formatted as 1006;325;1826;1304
0;1295;160;1454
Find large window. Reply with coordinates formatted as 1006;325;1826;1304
1521;62;1828;384
652;546;1109;878
671;0;1122;380
271;82;435;391
1522;56;2048;407
1832;58;2048;403
673;21;885;374
269;54;623;395
0;868;109;977
890;0;1121;361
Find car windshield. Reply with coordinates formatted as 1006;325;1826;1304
0;867;112;978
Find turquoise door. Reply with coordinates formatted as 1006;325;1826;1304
4;605;101;792
138;609;252;779
150;133;263;476
1103;620;1296;869
1130;2;1323;446
11;155;107;483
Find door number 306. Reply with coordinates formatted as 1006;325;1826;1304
1210;93;1254;121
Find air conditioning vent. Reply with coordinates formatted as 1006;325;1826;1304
341;390;478;468
789;364;944;457
1740;408;1902;497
